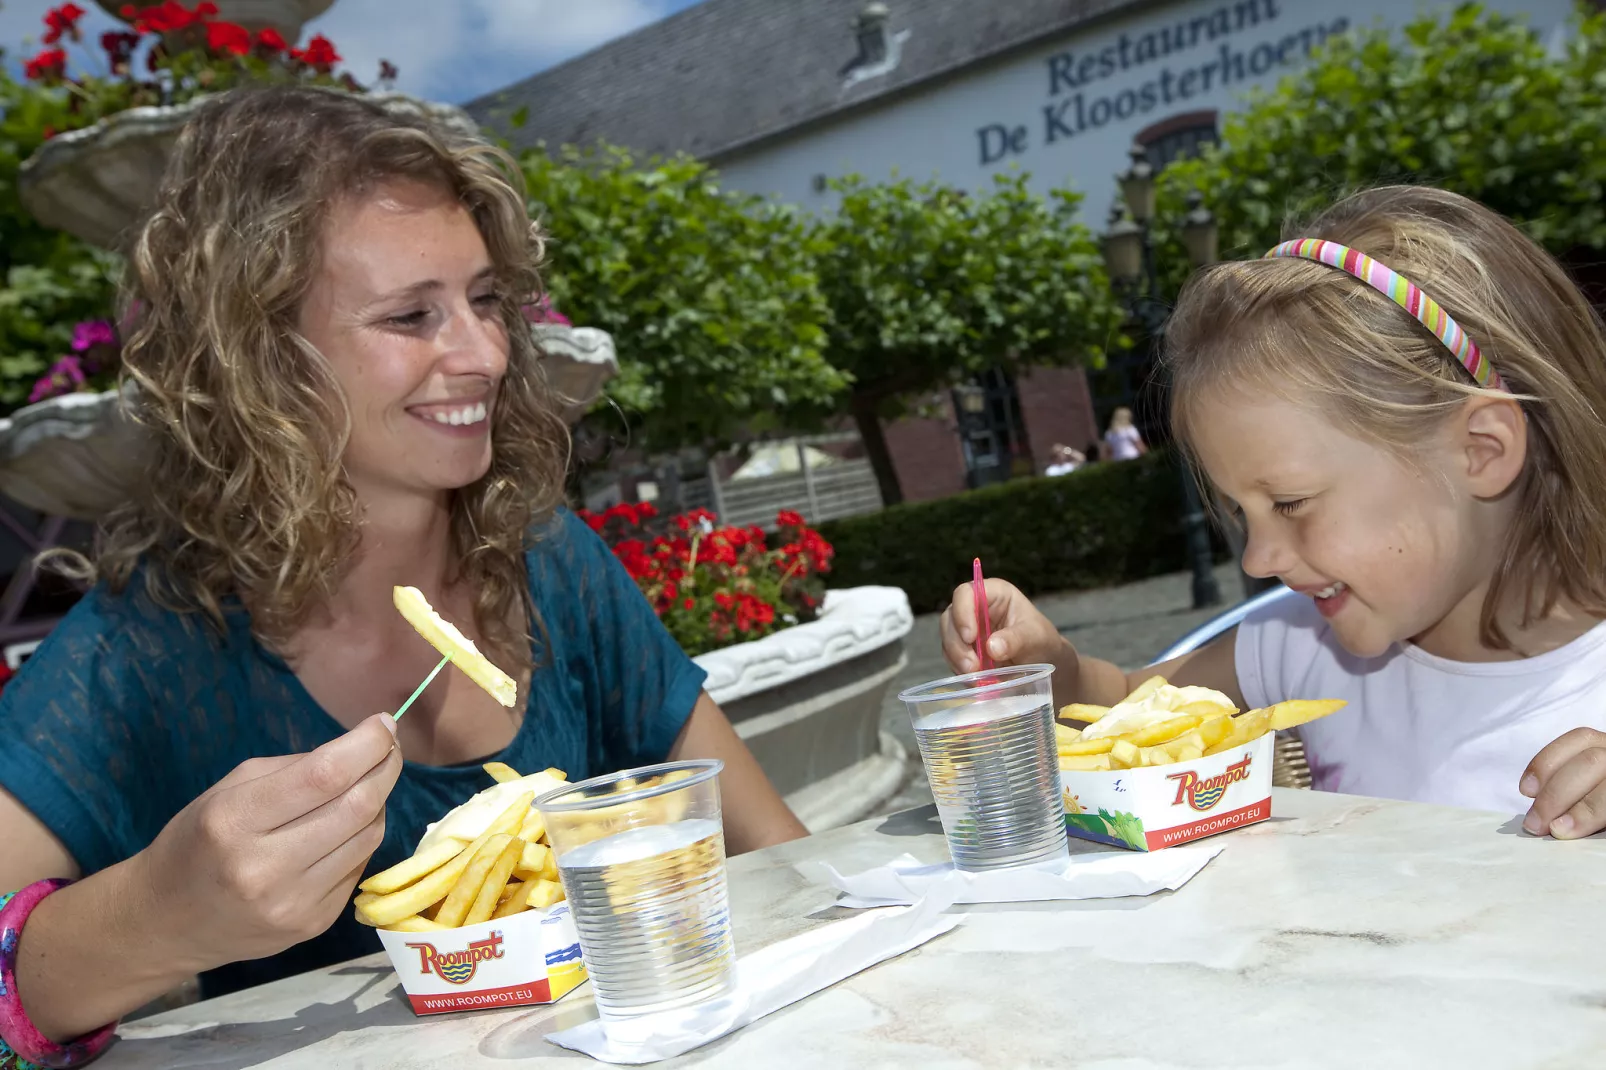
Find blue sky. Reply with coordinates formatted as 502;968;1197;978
2;0;709;103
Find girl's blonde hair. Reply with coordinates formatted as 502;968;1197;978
1163;184;1606;649
79;86;570;668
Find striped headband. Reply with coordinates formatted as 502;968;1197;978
1264;238;1504;391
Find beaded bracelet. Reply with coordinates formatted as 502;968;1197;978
0;881;118;1069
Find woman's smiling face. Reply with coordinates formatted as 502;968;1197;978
298;177;509;503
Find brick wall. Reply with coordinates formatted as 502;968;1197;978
1016;366;1100;471
883;398;967;504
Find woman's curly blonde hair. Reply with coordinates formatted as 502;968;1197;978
76;85;570;669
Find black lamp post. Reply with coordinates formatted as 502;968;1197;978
1102;145;1222;610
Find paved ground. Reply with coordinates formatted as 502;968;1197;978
870;563;1250;817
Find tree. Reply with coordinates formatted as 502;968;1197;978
810;172;1125;505
1149;3;1606;293
519;144;846;453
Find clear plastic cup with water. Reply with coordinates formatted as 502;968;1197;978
899;664;1069;872
535;759;737;1023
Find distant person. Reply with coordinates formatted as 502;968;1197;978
1043;443;1086;477
1103;406;1147;461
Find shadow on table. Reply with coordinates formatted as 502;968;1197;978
108;964;412;1069
873;803;942;838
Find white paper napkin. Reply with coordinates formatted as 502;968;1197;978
544;891;961;1064
797;845;1222;908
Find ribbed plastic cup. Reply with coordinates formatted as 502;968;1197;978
899;664;1068;872
536;760;736;1023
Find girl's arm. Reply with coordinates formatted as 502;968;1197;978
939;578;1245;711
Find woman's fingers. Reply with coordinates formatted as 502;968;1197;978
243;714;398;832
268;730;403;862
304;809;390;900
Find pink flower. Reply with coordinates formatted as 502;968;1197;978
522;294;572;327
29;356;86;404
71;320;117;353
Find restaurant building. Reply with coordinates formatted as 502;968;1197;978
470;0;1575;502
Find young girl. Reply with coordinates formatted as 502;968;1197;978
941;185;1606;841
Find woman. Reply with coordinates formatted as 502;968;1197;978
0;86;806;1059
1102;406;1148;461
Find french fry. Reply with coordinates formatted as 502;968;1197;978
1109;739;1142;769
518;809;546;844
1172;741;1205;762
1059;703;1110;724
499;880;522;904
492;878;537;919
1059;736;1116;757
436;833;514;928
1124;675;1167;704
394;585;518;708
514;840;552;882
382;915;448;933
483;761;523;783
1197;714;1237;748
525;878;564;909
1055;723;1082;745
495;877;564;919
464;836;523;927
1203;709;1273;756
1059;752;1113;771
1123;714;1205;748
543;767;568;781
357;792;532;927
1175;699;1239;719
358;839;465;895
1267;699;1347;731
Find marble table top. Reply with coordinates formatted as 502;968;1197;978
105;789;1606;1069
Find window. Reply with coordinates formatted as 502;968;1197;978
1135;110;1219;171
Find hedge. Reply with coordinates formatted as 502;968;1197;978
819;452;1213;614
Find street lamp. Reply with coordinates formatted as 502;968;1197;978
1102;144;1222;610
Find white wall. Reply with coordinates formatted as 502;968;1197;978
713;0;1574;225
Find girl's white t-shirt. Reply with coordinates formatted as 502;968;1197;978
1104;425;1143;461
1235;595;1606;814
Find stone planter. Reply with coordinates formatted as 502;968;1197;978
532;324;619;422
0;387;147;520
694;586;913;832
18;93;479;251
96;0;336;41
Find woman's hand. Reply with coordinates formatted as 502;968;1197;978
1520;727;1606;839
939;578;1071;676
132;712;403;972
17;714;404;1043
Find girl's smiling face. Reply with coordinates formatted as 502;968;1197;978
1189;386;1519;660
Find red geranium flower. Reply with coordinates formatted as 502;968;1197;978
206;20;252;55
43;3;87;45
101;30;141;69
24;48;68;82
291;33;341;68
255;27;288;53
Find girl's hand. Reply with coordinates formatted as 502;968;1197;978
131;713;403;972
939;577;1070;675
1519;728;1606;839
